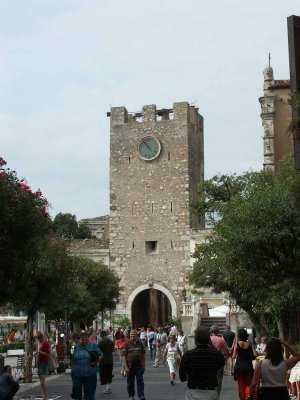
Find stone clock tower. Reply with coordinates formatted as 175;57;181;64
109;102;204;327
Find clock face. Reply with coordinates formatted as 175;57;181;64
138;136;161;161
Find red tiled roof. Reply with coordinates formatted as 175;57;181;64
79;215;109;223
67;238;109;250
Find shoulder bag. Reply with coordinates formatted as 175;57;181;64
83;346;100;364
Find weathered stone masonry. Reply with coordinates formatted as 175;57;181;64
109;102;204;321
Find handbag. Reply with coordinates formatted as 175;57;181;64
87;350;100;362
83;346;100;363
49;353;59;371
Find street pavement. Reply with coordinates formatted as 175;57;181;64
16;354;239;400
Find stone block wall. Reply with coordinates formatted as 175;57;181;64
109;102;204;318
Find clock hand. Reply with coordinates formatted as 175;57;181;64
144;142;152;151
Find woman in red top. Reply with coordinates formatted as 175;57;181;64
115;337;128;376
35;331;50;400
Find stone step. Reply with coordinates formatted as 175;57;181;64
200;316;227;333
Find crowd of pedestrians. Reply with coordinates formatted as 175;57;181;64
69;324;188;400
3;323;299;400
57;325;300;400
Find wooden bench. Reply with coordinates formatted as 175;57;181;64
7;349;25;357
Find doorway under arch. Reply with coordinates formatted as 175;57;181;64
131;288;172;328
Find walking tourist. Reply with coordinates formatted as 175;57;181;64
122;329;146;400
210;325;228;397
48;338;59;374
139;327;146;346
70;333;81;399
71;331;102;400
116;335;128;376
179;326;225;400
153;326;168;367
222;325;235;375
146;326;156;360
163;334;182;385
170;323;178;337
0;365;20;400
35;331;51;400
250;337;300;400
260;336;267;354
98;330;115;394
107;327;114;342
232;328;257;400
115;327;124;342
177;329;188;354
254;337;264;355
88;328;97;344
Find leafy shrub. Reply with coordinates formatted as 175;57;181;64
0;342;25;353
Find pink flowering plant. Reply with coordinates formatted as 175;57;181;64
0;157;49;216
0;157;51;303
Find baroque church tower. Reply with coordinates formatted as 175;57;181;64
259;63;292;170
108;102;204;327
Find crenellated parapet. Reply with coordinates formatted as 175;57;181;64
108;102;202;127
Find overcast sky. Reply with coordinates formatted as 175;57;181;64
0;1;298;220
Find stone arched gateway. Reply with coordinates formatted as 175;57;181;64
126;283;177;328
109;103;204;329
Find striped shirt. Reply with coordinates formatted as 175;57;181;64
179;345;225;388
122;339;145;368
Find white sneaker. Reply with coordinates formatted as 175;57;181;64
103;388;112;394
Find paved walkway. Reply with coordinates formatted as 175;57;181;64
16;355;239;400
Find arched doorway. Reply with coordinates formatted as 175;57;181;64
131;288;172;328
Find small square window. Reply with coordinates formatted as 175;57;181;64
145;241;158;254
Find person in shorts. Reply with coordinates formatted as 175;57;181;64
35;331;51;400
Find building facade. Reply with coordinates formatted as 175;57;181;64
79;215;109;239
260;64;293;170
109;102;204;327
68;237;109;266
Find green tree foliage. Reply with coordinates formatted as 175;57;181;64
0;158;51;303
113;315;131;328
0;159;118;379
47;256;120;327
190;157;300;340
53;212;92;239
0;158;63;381
76;224;93;239
13;239;73;381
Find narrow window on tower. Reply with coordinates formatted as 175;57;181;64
132;241;135;249
151;202;154;213
145;241;158;255
128;155;131;163
170;201;173;212
168;152;171;160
